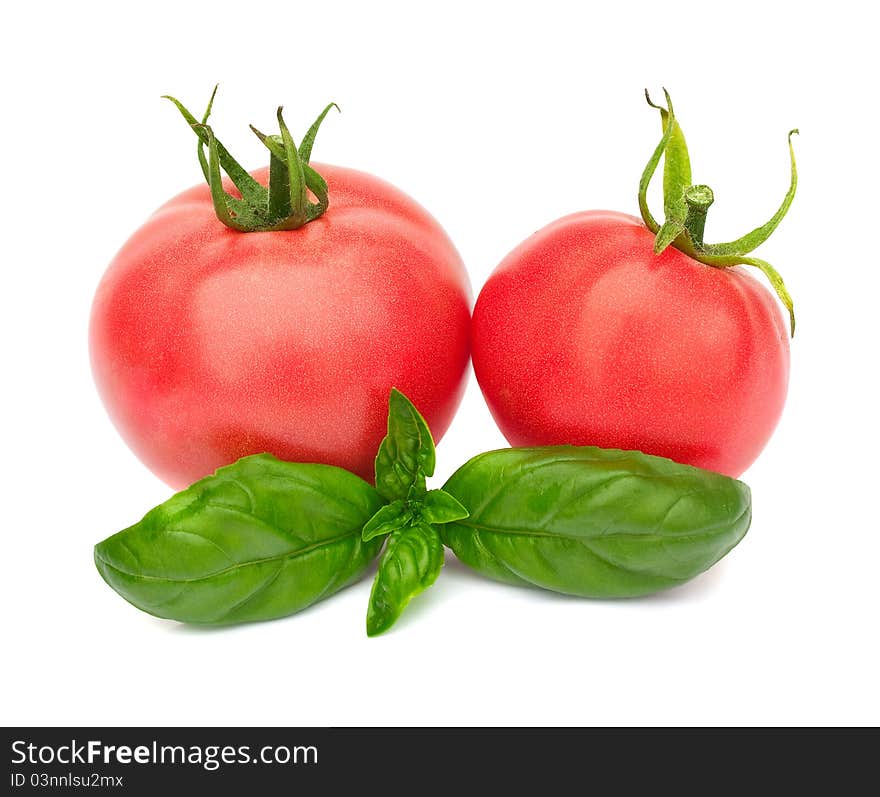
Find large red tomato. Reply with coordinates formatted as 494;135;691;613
90;163;471;488
472;210;789;478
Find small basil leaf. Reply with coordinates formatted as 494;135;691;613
442;446;751;598
366;522;444;636
374;388;436;502
421;489;469;525
362;500;409;542
94;454;384;624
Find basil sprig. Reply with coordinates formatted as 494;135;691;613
363;389;468;636
94;455;384;624
94;390;753;634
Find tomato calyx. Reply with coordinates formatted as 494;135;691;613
639;89;799;336
162;86;339;232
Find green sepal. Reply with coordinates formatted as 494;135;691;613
366;523;444;637
638;91;799;336
163;88;336;232
645;89;692;222
249;126;292;220
701;130;799;257
653;219;686;255
637;98;674;235
275;106;307;222
198;123;267;231
250;129;331;222
302;164;330;220
196;84;218;184
163;91;266;207
698;253;796;334
299;102;340;162
374;389;436;502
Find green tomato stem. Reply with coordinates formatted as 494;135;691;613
682;185;715;246
164;88;338;232
638;91;799;337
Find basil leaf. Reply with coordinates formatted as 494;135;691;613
94;454;384;624
367;522;444;636
362;500;409;542
421;489;469;525
374;388;436;502
442;446;751;598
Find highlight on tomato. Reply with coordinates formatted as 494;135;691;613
90;88;471;488
472;90;798;478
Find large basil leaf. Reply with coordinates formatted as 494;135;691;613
367;522;444;636
374;388;436;502
442;447;751;598
94;454;384;624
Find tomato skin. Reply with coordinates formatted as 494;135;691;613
90;164;471;489
472;211;789;478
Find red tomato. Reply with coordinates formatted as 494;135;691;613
90;164;471;489
472;211;789;478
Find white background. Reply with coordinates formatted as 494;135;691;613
3;1;877;726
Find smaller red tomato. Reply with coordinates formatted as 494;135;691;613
472;92;798;478
473;211;789;478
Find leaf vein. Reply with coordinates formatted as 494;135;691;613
215;561;285;622
95;525;365;583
